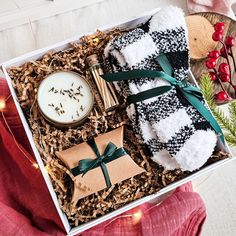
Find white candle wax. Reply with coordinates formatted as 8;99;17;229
37;71;93;126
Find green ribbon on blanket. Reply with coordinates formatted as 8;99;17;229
71;138;127;188
102;54;225;144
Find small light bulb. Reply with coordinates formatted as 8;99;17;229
93;37;99;44
44;164;50;173
0;100;6;110
132;209;142;225
32;163;39;169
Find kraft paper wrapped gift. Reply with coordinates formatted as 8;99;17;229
56;126;145;206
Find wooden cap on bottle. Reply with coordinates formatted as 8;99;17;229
86;54;100;67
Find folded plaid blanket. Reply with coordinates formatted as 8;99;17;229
104;6;217;171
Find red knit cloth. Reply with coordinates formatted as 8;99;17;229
0;77;206;235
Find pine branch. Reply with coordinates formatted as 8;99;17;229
225;134;236;147
199;73;236;146
229;100;236;126
199;73;216;109
211;106;236;137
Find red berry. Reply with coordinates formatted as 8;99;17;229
225;36;235;47
215;91;229;101
219;73;230;82
218;63;230;74
220;47;228;57
209;72;217;81
205;58;216;69
212;31;223;41
208;50;220;59
214;22;225;32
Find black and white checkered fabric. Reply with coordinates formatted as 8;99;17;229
104;6;217;171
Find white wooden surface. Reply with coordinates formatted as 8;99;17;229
0;0;105;31
0;0;236;235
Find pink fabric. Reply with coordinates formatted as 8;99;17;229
0;79;65;235
188;0;236;20
83;183;206;236
0;77;207;235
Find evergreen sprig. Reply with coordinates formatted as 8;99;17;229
229;101;236;126
200;73;236;147
199;73;216;108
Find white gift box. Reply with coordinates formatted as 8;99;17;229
1;8;234;235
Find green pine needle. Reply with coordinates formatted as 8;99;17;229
199;73;216;109
229;100;236;126
225;134;236;147
211;106;236;137
199;73;236;146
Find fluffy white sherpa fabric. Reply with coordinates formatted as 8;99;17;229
174;130;217;171
104;6;217;171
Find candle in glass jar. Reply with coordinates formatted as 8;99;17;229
37;71;93;127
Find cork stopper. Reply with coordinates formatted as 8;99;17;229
86;54;100;67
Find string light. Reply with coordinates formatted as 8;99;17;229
32;163;39;169
104;208;143;228
0;100;6;110
44;164;51;173
104;201;165;229
93;37;99;45
132;209;142;225
1;93;38;169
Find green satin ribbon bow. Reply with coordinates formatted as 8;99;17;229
71;138;127;188
102;55;225;144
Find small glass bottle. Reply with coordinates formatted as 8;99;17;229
86;54;119;112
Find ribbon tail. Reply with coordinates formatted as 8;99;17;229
71;160;94;176
79;159;99;177
182;91;225;144
100;162;112;188
183;86;203;100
